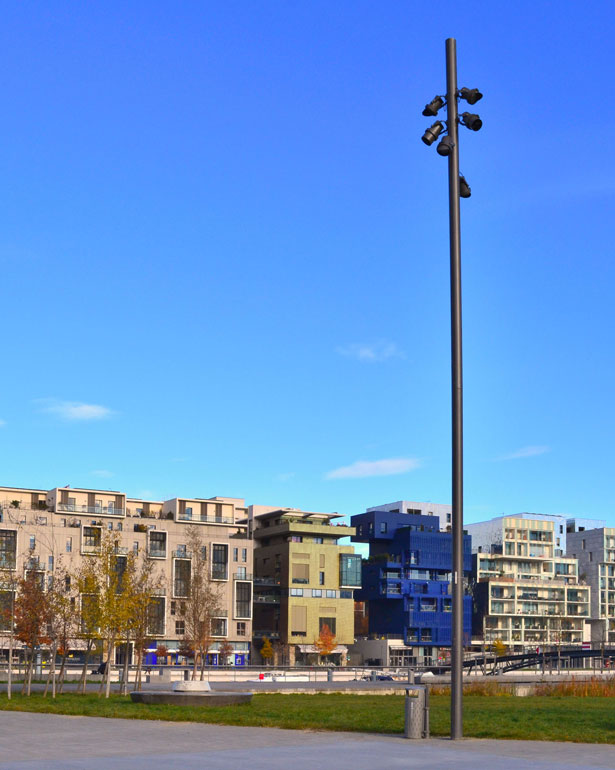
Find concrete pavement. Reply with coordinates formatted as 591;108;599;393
0;712;614;769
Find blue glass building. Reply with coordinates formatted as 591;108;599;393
351;509;472;662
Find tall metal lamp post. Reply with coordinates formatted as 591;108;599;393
420;37;482;741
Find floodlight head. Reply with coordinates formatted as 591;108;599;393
461;112;482;131
421;121;444;146
422;95;445;117
459;87;483;105
459;176;472;198
436;135;455;156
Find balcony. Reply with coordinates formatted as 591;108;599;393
254;595;280;604
57;503;125;517
233;572;253;580
177;513;235;525
113;546;129;556
253;630;280;639
148;548;167;559
254;577;281;586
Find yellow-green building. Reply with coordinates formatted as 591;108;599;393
248;506;361;665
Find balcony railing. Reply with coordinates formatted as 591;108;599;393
173;550;193;559
57;503;125;517
254;577;281;586
177;513;235;525
254;595;280;604
148;548;167;559
0;555;16;570
233;572;253;580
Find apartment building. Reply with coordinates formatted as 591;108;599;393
567;519;615;644
0;485;253;665
248;506;360;665
351;506;472;666
467;515;590;650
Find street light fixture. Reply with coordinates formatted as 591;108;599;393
459;87;483;105
420;37;482;742
460;112;483;131
422;95;445;116
421;121;445;145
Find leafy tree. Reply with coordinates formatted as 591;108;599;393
260;637;274;664
491;638;508;657
314;623;336;661
44;563;78;698
14;570;51;695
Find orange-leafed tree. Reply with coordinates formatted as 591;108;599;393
260;637;274;664
14;570;51;695
314;623;336;661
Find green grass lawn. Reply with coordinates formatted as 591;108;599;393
0;692;614;744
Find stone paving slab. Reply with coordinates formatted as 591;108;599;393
0;711;614;769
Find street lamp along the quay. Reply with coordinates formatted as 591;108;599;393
420;37;482;741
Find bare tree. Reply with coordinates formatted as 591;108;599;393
181;527;223;681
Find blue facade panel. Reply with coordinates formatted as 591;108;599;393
352;510;472;648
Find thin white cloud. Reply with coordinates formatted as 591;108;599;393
336;340;405;363
325;457;421;480
275;472;296;482
91;469;113;478
496;445;550;461
0;419;5;427
37;399;114;421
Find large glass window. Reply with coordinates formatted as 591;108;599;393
82;526;101;554
339;554;362;587
0;530;17;569
148;531;167;558
235;582;252;618
147;597;165;636
212;544;228;580
319;617;336;635
174;559;191;597
211;618;227;636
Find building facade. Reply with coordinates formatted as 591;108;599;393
468;515;590;650
567;520;615;644
351;506;472;666
249;506;360;665
0;485;253;665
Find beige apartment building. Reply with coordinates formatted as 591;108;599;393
0;485;253;665
248;506;361;665
467;515;590;650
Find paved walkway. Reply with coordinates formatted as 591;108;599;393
0;712;614;769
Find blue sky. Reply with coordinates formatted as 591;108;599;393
1;1;614;526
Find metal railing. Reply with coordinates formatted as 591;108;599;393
57;503;125;517
177;513;235;525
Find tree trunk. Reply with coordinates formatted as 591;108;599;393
79;639;93;695
51;641;57;698
104;637;115;699
135;647;143;691
58;651;68;695
121;638;130;696
7;623;13;700
26;648;34;696
43;652;52;697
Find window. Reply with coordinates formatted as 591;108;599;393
176;544;187;557
174;559;191;597
61;519;66;527
212;544;228;580
171;600;176;616
340;590;353;599
29;536;36;550
184;507;193;520
313;537;323;544
380;522;387;534
235;582;252;618
319;572;325;585
38;516;47;525
175;620;185;635
447;513;452;522
319;617;336;635
290;588;304;596
149;531;167;558
582;540;586;550
107;522;113;530
236;566;247;578
326;590;336;598
116;522;123;531
66;537;72;553
312;589;322;597
147;597;165;636
237;622;246;636
290;536;303;543
48;556;54;571
242;548;247;563
339;554;362;587
233;548;238;562
212;618;227;636
133;541;139;553
64;575;71;592
82;527;101;553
